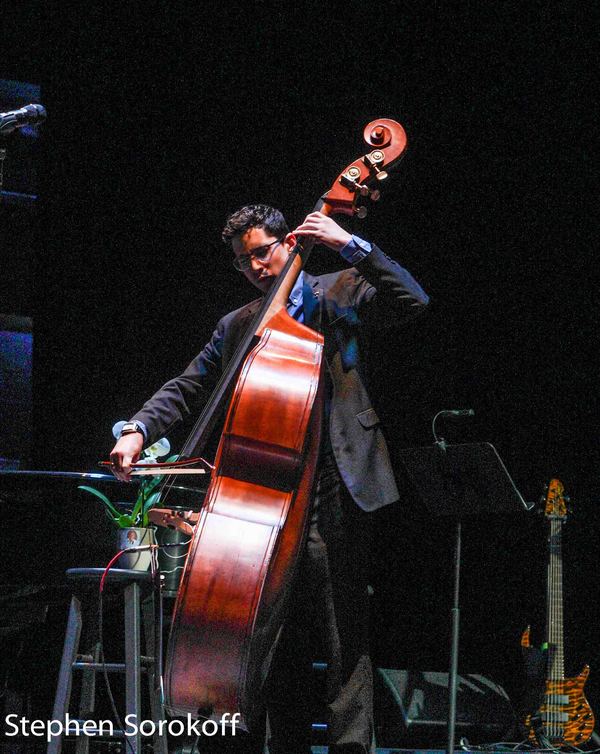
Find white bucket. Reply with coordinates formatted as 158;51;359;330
116;527;156;571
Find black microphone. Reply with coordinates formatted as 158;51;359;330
0;104;47;135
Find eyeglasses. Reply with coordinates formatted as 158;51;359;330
232;238;284;272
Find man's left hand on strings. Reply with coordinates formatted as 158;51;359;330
292;211;352;253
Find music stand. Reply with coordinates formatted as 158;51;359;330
398;442;532;754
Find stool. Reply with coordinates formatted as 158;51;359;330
48;567;168;754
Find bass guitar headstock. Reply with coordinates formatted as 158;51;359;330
321;118;408;218
543;477;568;520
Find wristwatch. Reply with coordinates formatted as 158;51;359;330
120;421;144;437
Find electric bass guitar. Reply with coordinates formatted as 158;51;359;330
521;478;594;746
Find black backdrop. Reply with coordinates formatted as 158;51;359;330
3;1;599;727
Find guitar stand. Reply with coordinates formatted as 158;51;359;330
398;441;532;754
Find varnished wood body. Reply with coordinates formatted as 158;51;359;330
165;309;324;728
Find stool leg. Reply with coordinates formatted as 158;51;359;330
124;581;142;754
74;640;100;754
142;590;168;754
47;595;82;754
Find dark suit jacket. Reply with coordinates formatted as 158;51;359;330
132;245;429;511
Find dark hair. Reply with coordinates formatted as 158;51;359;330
221;204;289;245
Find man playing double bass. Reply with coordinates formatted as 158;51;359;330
110;205;429;754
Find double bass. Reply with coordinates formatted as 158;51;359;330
161;119;408;729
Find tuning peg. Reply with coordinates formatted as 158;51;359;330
339;163;382;210
364;150;388;181
340;166;362;190
356;183;381;201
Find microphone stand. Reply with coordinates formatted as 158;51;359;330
399;430;532;754
432;410;469;754
0;147;6;193
447;515;462;754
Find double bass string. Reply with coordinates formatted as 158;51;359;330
158;235;310;507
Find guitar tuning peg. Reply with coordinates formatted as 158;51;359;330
353;206;368;219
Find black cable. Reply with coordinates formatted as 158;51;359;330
461;741;600;754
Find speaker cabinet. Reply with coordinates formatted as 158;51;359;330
375;669;516;747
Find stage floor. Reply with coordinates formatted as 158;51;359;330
311;750;542;754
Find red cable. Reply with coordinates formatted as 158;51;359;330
100;549;127;593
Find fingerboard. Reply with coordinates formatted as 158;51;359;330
546;516;565;680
